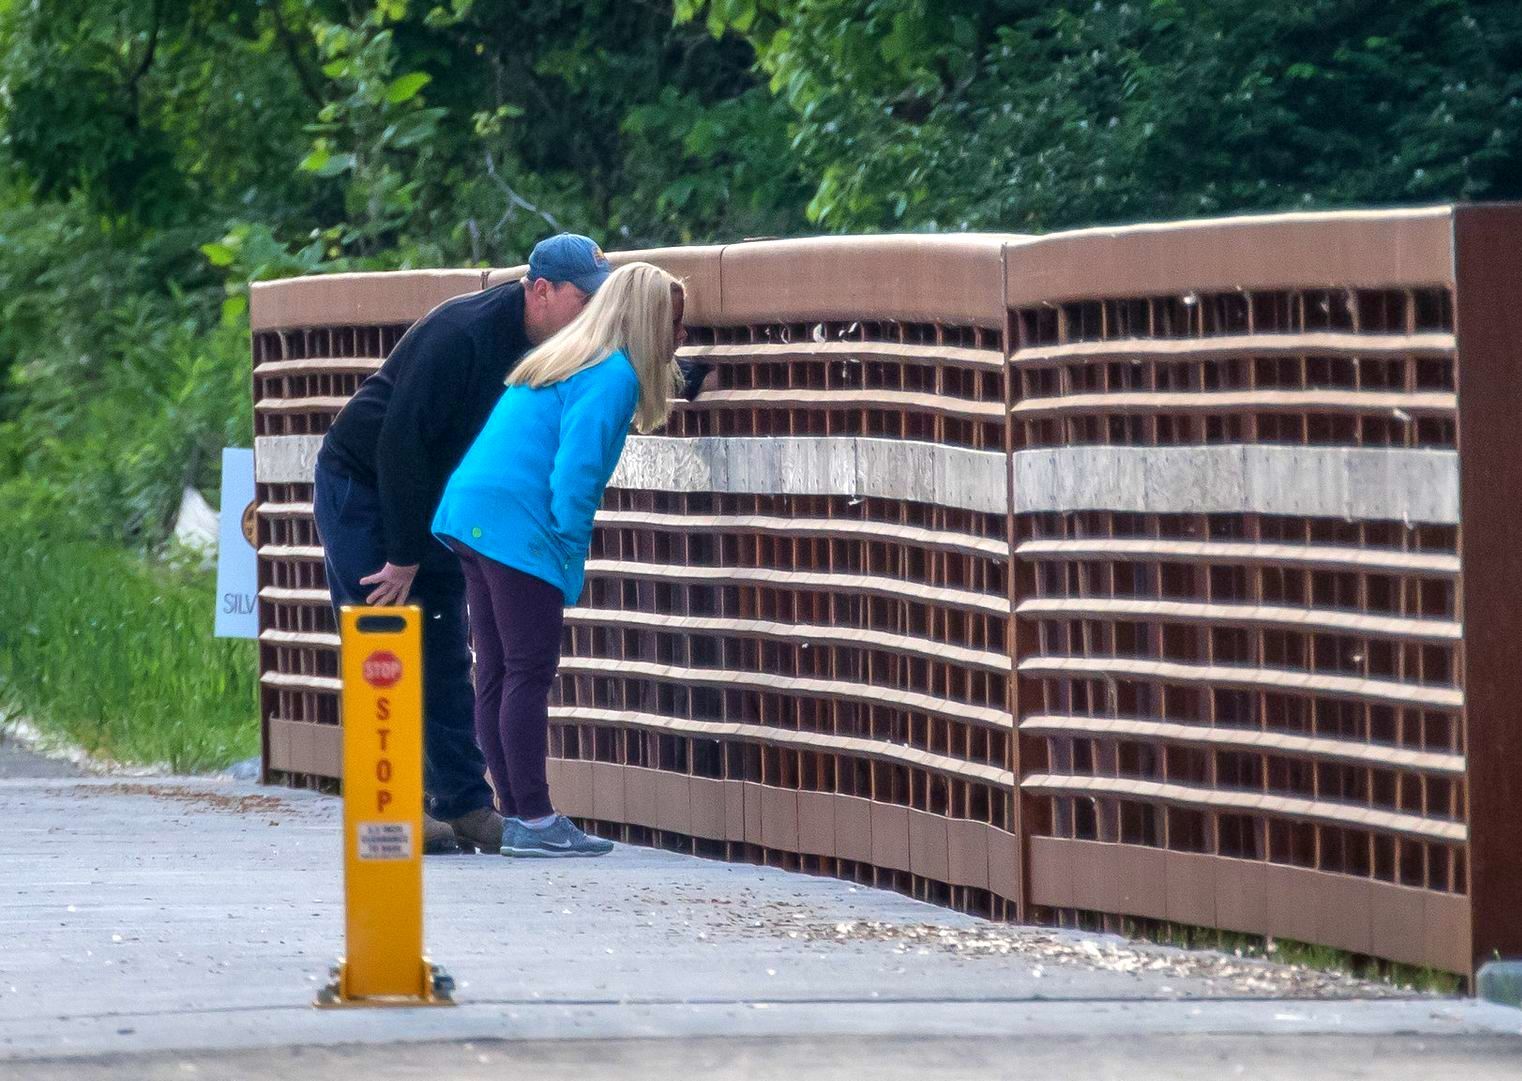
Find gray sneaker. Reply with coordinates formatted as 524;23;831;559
500;814;614;858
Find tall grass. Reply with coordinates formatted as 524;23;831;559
0;524;258;772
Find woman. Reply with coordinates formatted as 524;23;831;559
433;261;686;857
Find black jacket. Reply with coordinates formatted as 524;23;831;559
318;280;709;566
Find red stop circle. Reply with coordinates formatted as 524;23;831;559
362;650;403;688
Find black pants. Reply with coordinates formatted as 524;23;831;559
452;542;563;820
313;457;493;821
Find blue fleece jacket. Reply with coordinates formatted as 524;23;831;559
432;350;638;604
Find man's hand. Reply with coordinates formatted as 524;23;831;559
360;562;419;606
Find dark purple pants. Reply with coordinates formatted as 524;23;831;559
453;542;564;820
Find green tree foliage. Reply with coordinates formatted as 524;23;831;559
682;0;1522;230
0;0;803;549
1;0;323;225
311;0;809;258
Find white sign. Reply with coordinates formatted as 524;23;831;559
357;822;414;860
214;447;258;638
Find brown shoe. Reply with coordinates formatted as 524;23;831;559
423;812;460;854
447;806;504;853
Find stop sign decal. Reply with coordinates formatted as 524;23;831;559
362;650;403;688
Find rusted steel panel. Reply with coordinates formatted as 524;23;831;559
1007;206;1474;975
987;828;1020;906
870;803;912;873
623;766;659;829
590;761;626;823
834;796;874;864
907;809;951;883
797;790;836;858
688;777;726;839
551;759;596;819
742;782;765;847
760;786;800;852
946;817;991;891
1039;839;1469;973
255;208;1519;972
723;782;746;844
1454;203;1522;972
655;771;693;835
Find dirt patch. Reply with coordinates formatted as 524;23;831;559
73;782;304;816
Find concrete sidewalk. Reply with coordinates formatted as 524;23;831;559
1;762;1518;1079
0;726;81;779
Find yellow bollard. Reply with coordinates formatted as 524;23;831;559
315;605;453;1007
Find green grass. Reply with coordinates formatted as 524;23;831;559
1125;919;1463;994
0;525;258;772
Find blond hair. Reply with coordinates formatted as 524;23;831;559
507;261;682;434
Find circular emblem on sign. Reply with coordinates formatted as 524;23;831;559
363;650;403;688
240;499;259;548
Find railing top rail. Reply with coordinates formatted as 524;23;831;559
249;269;484;332
1005;205;1457;307
491;235;1020;329
249;208;1464;332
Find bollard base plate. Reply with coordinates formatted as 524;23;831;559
313;957;456;1008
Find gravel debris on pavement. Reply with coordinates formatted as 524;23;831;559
687;892;1416;1000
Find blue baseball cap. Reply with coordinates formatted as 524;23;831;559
527;233;612;294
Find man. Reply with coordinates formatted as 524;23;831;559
315;234;709;854
315;234;607;854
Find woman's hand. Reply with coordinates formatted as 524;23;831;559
360;562;419;606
